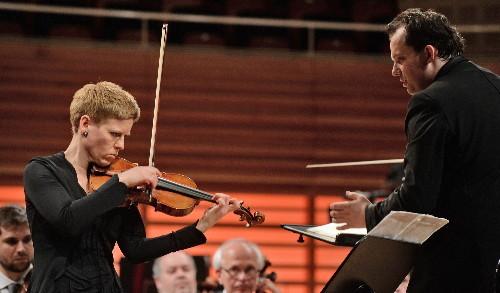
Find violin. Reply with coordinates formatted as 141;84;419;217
89;157;265;227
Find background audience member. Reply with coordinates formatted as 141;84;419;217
0;205;33;293
212;238;280;293
152;251;198;293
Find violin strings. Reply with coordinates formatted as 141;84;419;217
157;177;216;202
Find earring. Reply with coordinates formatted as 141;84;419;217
82;131;88;137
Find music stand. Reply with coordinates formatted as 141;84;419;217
321;235;418;293
281;211;449;293
281;224;365;247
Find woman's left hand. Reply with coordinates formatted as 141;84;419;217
195;193;241;232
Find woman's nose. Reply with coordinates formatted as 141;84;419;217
115;136;125;151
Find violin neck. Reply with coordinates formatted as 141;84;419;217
157;177;216;203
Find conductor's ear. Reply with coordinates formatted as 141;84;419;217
423;45;438;63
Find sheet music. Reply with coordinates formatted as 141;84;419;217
307;223;367;242
368;211;449;244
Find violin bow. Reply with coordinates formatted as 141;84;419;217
306;158;403;168
149;24;168;168
144;24;168;201
145;25;265;227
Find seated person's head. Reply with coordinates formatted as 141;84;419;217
152;251;197;293
0;205;33;280
212;238;265;293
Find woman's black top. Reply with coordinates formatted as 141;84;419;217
24;152;206;293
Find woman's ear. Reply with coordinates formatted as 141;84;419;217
79;115;91;133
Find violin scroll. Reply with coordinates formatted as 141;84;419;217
234;203;265;227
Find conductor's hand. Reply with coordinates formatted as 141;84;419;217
196;193;241;233
329;191;371;229
118;166;162;189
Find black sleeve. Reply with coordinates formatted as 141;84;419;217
24;161;128;237
117;207;206;263
365;94;451;230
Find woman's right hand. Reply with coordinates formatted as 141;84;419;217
117;166;162;188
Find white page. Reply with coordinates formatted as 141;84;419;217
307;222;367;241
368;211;449;244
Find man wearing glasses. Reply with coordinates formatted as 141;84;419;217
212;239;280;293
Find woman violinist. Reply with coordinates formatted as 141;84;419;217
23;81;241;293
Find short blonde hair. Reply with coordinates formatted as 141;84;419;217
70;81;140;133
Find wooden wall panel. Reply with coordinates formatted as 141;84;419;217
0;39;410;196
